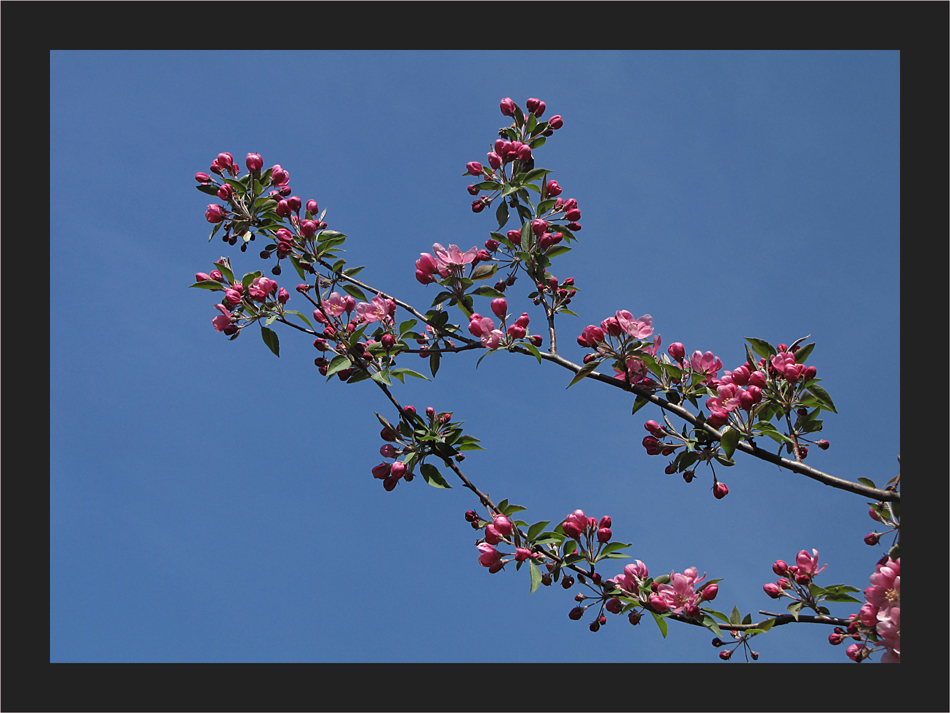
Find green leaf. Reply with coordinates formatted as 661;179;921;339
794;343;816;363
545;245;572;258
471;286;506;299
420;463;452;489
630;394;650;415
521;342;544;364
471;263;497;281
190;280;224;290
720;427;741;458
745;338;776;359
213;259;234;285
429;351;441;378
283;310;314;330
858;477;877;489
260;326;279;357
389;368;429;381
341;283;367;302
567;359;603;388
325;355;352;378
370;369;392;386
702;614;724;640
650;610;669;638
807;384;837;414
527;521;550;541
598;542;632;556
730;606;741;626
529;560;542;594
787;601;803;621
495;199;509;229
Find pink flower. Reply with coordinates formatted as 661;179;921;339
668;342;686;362
205;204;227;223
415;252;440;284
492;514;513;538
270;164;290;186
690;351;723;384
321;292;348;318
865;557;900;622
476;543;506;573
561;509;589;540
610;560;649;594
876;607;900;662
491;298;508;319
548;115;563;130
795;549;827;578
277;288;290;305
355;296;395;324
212;304;232;332
432;243;479;274
500;97;516;116
248;277;278;301
706;383;743;413
246;153;263;172
651;567;706;617
515;548;532;563
526;97;545;116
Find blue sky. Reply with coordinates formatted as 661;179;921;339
51;50;899;665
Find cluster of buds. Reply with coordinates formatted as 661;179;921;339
468;299;540;350
561;509;612;544
195;261;290;337
471;509;538;574
532;275;576;311
865;499;899;547
764;550;827;598
704;362;767;427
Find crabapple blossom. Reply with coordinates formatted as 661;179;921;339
499;97;516;116
690;351;723;384
355;296;395;324
246;153;263;172
432;243;479;274
561;509;589;540
205;204;227;223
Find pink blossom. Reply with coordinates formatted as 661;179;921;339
615;311;653;339
561;509;589;540
876;607;900;662
610;560;649;593
499;97;516;116
651;568;706;616
865;557;900;622
322;292;348;317
270;164;290;186
432;243;479;274
355;296;395;324
476;543;506;573
205;204;227;223
223;287;243;306
690;351;723;384
795;549;827;578
212;304;232;332
248;277;278;301
706;383;744;413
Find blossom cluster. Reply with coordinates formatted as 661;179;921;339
844;557;900;663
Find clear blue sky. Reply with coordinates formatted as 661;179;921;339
51;50;899;665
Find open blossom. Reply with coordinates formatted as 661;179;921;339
609;560;649;593
432;243;479;274
615;311;653;339
248;277;278;301
356;295;395;324
706;383;743;413
212;303;232;332
650;567;706;617
321;292;348;317
690;350;723;384
795;549;827;578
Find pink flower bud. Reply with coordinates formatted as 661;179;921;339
205;204;227;223
195;272;212;282
713;482;729;499
500;97;516;116
277;288;289;304
506;229;522;247
748;371;767;388
667;342;686;361
526;97;545;116
507;324;526;339
270;165;290;186
490;298;508;319
772;560;788;576
472;199;486;213
644;420;664;437
528;335;542;347
763;582;783;599
276;200;292;218
817;439;830;450
597;527;612;543
216;152;233;168
195;172;211;183
492;515;513;538
372;463;391;479
380;444;396;458
565;208;581;222
548;115;563;129
246;153;263;172
516;144;532;161
545;180;562;197
702;583;719;601
390;461;406;479
864;532;880;546
466;161;483;176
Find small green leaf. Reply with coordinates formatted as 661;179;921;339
370;369;392;386
526;521;550;541
389;368;429;381
730;606;741;626
495;199;509;229
650;610;669;638
567;359;602;388
341;283;367;302
190;280;224;290
702;614;724;640
630;394;650;415
745;338;776;359
420;463;452;489
325;355;352;378
794;343;816;363
787;601;803;621
720;427;741;458
429;351;441;377
529;560;542;594
858;477;877;489
260;326;279;357
520;341;544;364
471;263;497;281
471;286;506;299
283;310;314;330
808;384;837;413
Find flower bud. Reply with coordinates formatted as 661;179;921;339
507;324;526;339
490;298;508;319
817;439;830;450
195;272;212;283
772;560;788;576
195;172;211;183
380;444;396;459
569;607;584;620
466;161;484;176
471;199;486;213
864;532;881;546
763;582;783;598
548;115;563;129
596;527;612;543
205;204;227;223
701;583;719;601
246;153;263;172
713;482;729;499
545;179;562;197
372;463;391;480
